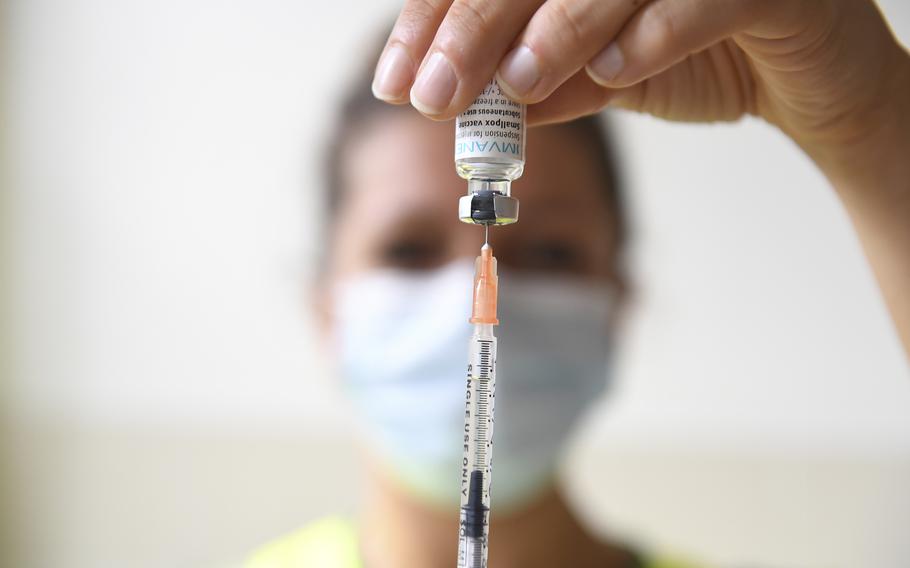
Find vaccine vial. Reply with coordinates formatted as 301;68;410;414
455;79;525;225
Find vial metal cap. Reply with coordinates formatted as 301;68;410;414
458;193;518;225
458;178;519;225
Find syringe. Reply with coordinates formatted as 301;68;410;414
454;78;523;568
457;241;498;568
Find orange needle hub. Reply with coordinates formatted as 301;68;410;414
469;244;499;325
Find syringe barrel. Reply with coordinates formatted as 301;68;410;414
462;324;496;483
460;536;487;568
457;325;497;568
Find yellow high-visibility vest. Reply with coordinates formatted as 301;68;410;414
245;516;704;568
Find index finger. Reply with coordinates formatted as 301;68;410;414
372;0;454;104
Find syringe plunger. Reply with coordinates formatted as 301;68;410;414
463;470;488;538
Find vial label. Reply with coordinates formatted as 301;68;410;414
455;80;525;162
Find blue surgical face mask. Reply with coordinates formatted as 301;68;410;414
333;259;614;512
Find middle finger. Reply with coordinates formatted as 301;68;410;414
409;0;544;119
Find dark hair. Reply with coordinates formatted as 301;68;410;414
322;51;628;249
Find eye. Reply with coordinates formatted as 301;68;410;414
518;240;583;273
379;238;444;270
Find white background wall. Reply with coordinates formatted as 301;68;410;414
5;1;910;567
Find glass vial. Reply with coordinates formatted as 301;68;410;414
455;79;525;225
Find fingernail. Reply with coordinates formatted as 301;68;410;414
372;44;413;101
410;52;457;115
587;43;624;85
497;45;541;98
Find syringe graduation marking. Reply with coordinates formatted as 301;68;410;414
473;339;493;466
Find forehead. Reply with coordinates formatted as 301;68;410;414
342;110;612;224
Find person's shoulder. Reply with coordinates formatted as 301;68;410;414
641;554;708;568
241;517;705;568
244;516;360;568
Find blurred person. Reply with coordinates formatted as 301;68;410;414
248;1;910;567
252;74;647;568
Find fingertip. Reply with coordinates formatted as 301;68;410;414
496;45;546;103
409;51;459;117
584;65;612;88
408;87;443;118
372;43;416;103
495;71;545;105
371;84;411;105
526;71;618;126
408;89;457;120
586;43;626;87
